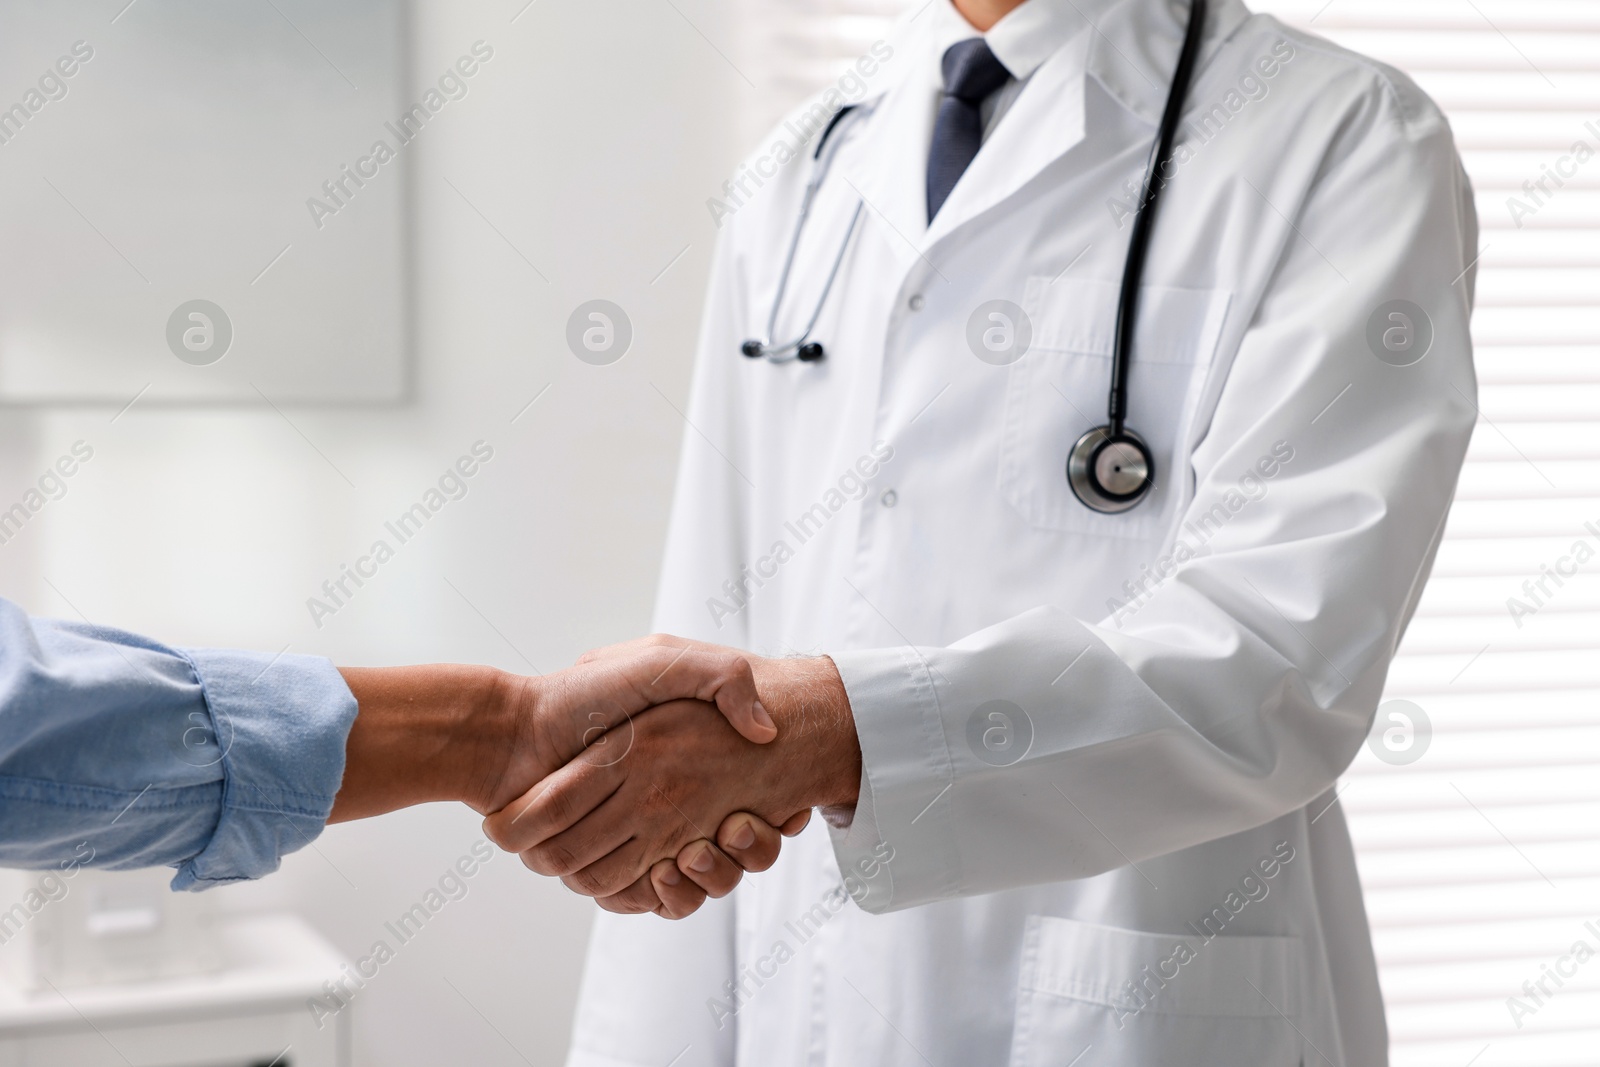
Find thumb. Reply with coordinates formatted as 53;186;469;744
676;647;776;744
704;654;777;744
560;642;777;747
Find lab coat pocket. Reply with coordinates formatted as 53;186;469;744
998;277;1229;539
1009;916;1303;1067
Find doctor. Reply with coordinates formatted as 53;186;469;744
492;0;1479;1062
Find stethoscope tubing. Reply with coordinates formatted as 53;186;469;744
1108;0;1208;436
758;202;864;363
747;106;867;362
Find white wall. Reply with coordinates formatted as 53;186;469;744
3;0;748;1062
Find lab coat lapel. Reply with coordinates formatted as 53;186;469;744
923;30;1091;246
924;0;1254;244
839;0;1253;261
835;59;939;275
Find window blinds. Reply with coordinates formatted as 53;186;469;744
1259;3;1600;1063
741;0;1600;1061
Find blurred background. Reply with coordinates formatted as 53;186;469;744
0;0;1595;1065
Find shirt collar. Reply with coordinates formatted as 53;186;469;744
905;0;1252;122
929;0;1124;82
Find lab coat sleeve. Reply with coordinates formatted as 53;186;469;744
827;78;1481;911
566;214;751;1067
0;597;357;890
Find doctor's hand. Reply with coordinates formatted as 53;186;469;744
483;644;862;915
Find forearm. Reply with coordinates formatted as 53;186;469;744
330;665;521;823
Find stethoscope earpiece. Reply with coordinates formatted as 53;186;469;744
742;106;866;368
1068;426;1154;514
741;339;828;363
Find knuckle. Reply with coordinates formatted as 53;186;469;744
540;787;578;830
528;841;579;876
595;892;648;915
721;654;753;685
642;783;675;819
567;866;611;897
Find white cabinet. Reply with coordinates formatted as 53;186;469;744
0;914;350;1067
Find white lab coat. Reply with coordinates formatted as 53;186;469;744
568;0;1478;1063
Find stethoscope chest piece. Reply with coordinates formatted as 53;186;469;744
1067;426;1154;514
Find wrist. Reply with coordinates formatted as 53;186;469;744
754;655;861;812
332;664;516;822
457;667;530;812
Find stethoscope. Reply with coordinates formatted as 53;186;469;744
743;0;1207;514
739;104;867;365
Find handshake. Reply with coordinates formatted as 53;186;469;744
330;636;863;918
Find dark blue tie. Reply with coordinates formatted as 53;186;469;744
926;38;1011;223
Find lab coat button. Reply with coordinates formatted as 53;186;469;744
880;489;898;508
908;294;925;311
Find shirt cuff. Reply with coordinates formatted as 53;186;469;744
169;649;357;891
825;645;962;914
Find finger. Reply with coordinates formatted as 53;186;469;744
483;756;624;854
780;809;813;836
650;857;709;919
688;650;776;745
556;645;776;748
620;646;776;745
591;871;664;916
518;808;633;881
555;834;656;898
593;645;774;745
675;838;745;899
507;781;637;880
522;776;696;887
716;811;784;874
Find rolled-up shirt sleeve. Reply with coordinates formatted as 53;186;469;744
0;598;357;890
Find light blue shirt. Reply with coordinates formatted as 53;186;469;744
0;598;357;890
